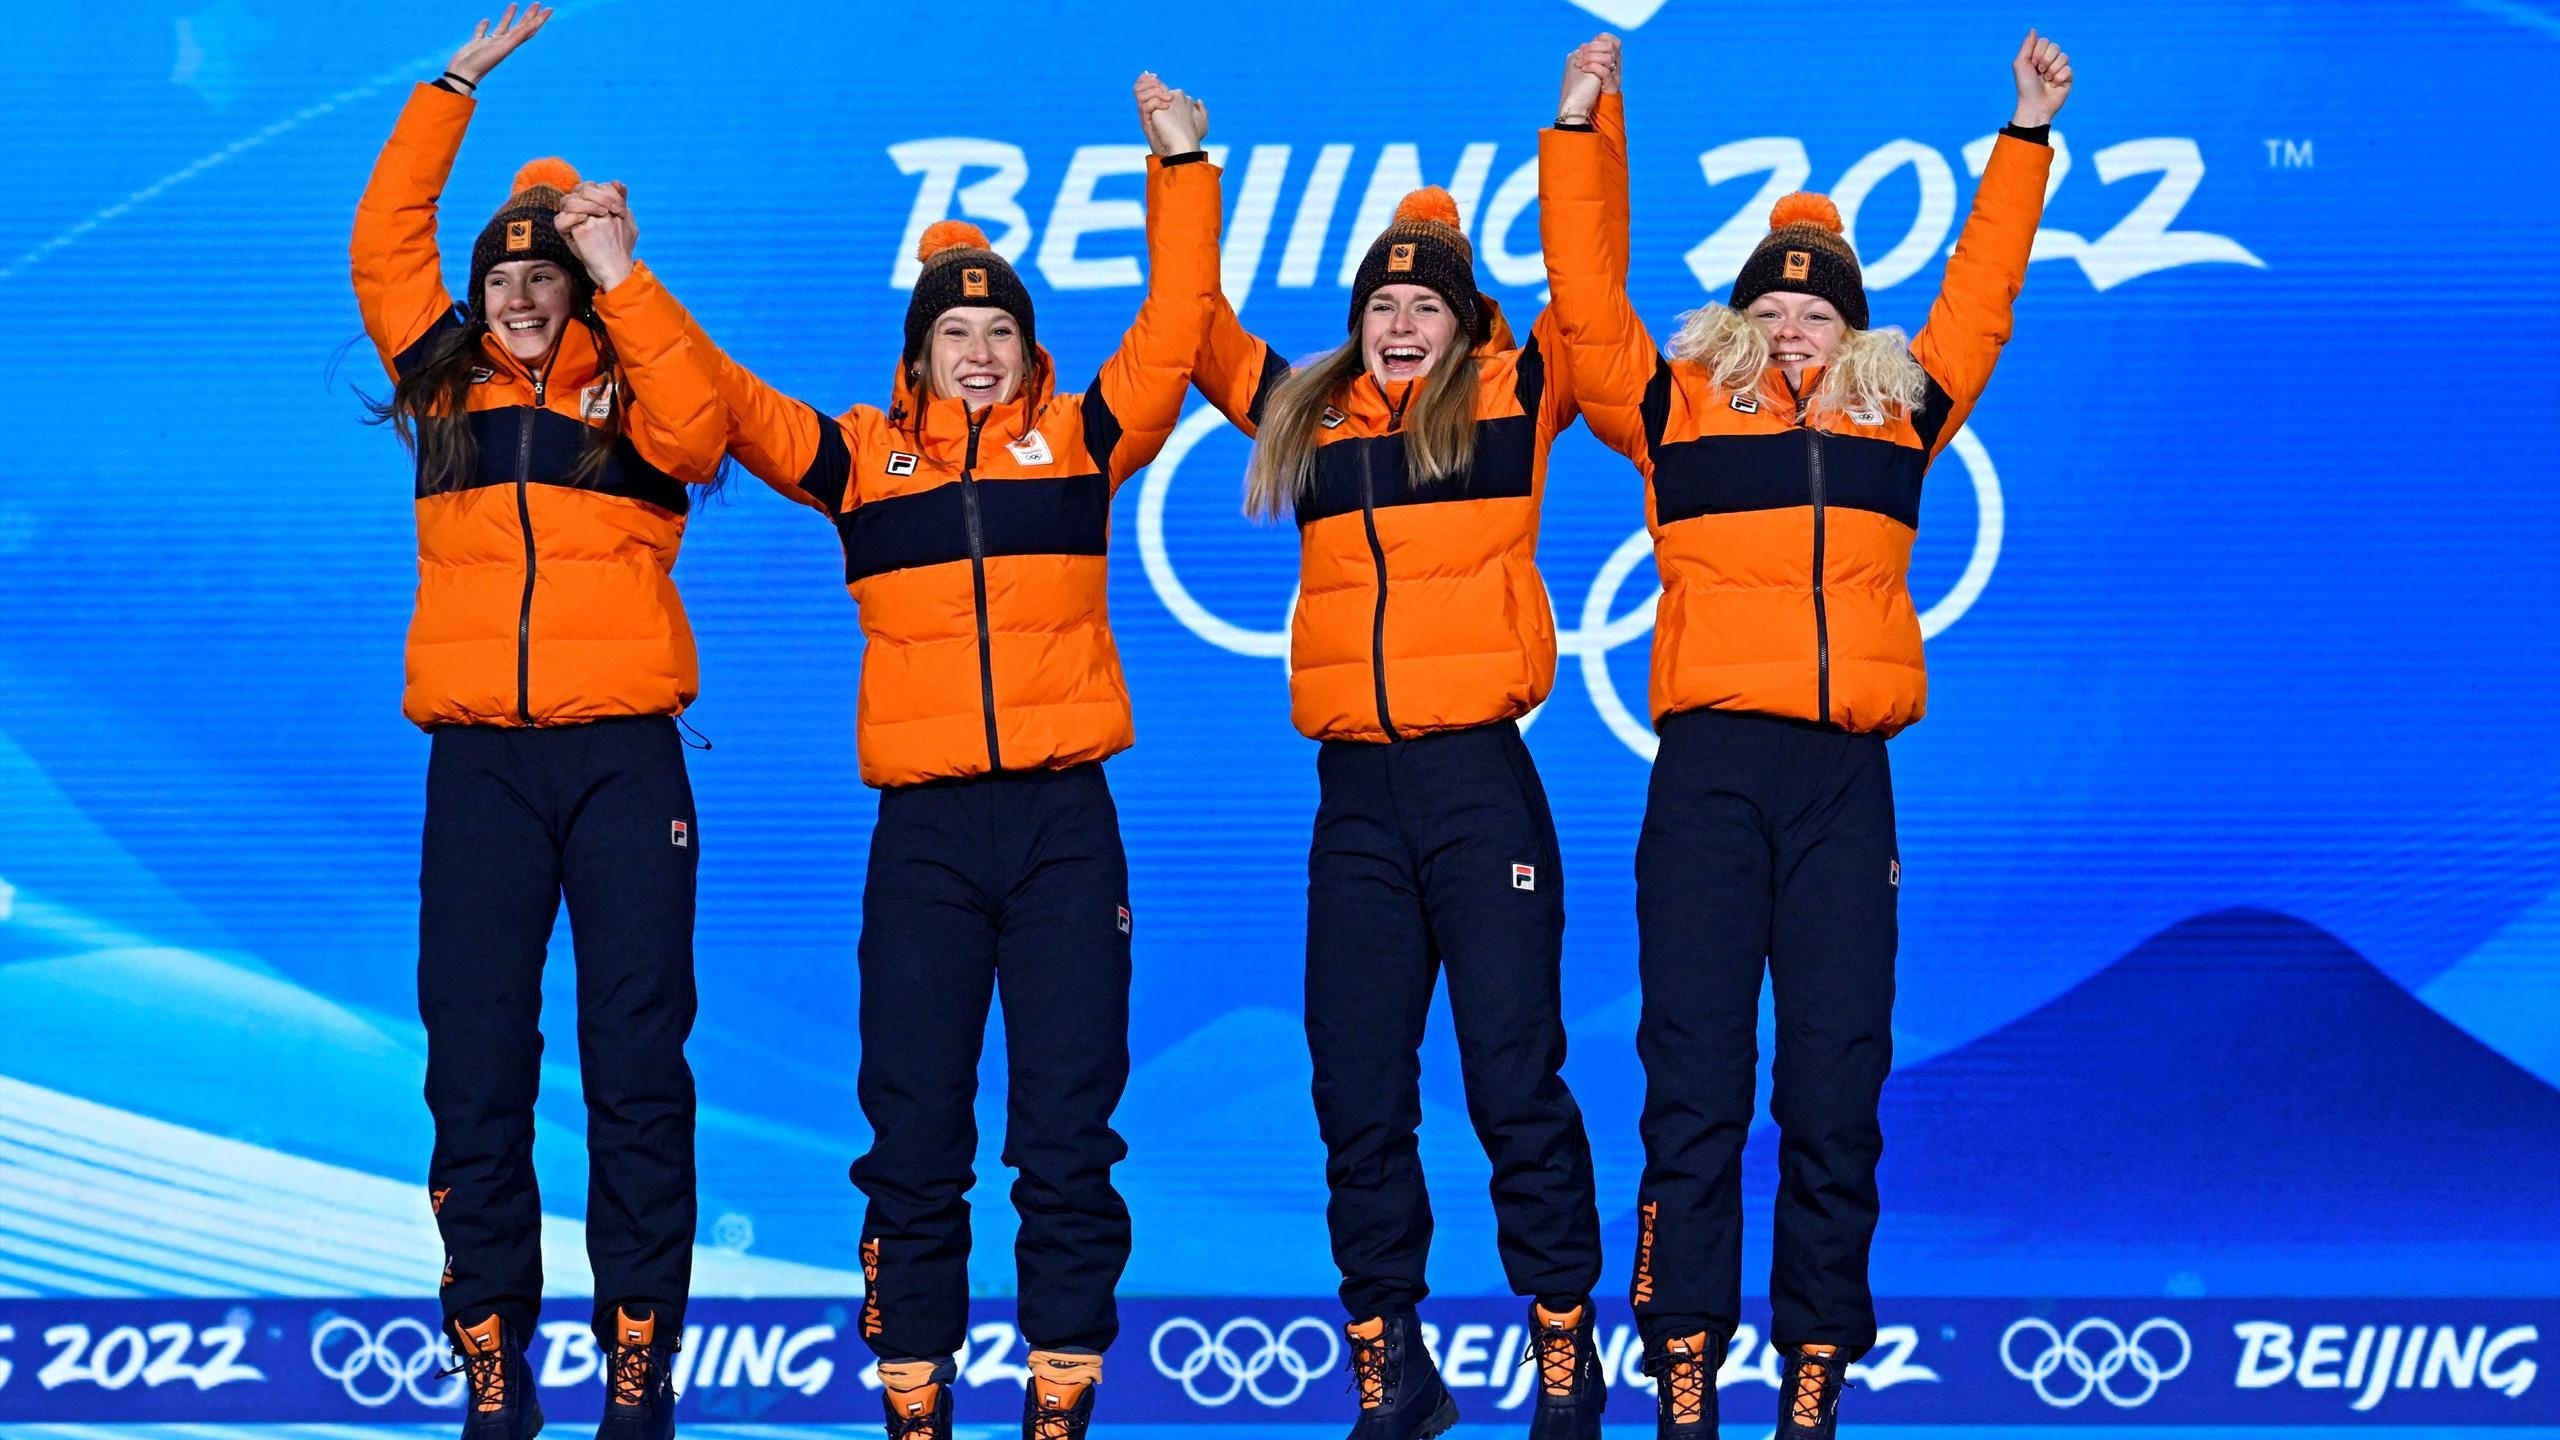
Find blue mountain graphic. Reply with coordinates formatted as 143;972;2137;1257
1600;909;2560;1294
1871;908;2560;1240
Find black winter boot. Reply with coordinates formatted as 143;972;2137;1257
1525;1301;1606;1440
447;1314;544;1439
1344;1313;1459;1439
880;1357;955;1439
595;1307;676;1440
1777;1344;1851;1440
1643;1330;1723;1439
1022;1360;1097;1440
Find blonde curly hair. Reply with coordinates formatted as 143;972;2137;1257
1666;302;1928;420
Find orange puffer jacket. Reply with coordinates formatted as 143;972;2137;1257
1191;99;1627;745
1542;114;2050;735
352;83;727;729
695;156;1224;788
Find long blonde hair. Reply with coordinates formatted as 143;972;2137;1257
1666;302;1927;419
1245;341;1481;520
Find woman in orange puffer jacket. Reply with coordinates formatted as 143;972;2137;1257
1539;30;2074;1440
588;75;1223;1440
351;8;725;1436
1175;41;1628;1440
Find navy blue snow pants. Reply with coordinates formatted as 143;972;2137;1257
849;763;1134;1362
1631;706;1899;1361
419;715;700;1347
1305;719;1603;1321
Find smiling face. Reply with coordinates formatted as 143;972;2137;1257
1361;284;1461;388
1747;291;1845;384
481;260;576;365
924;306;1025;410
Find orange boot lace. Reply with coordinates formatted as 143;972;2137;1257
446;1315;512;1414
1532;1303;1588;1398
1346;1317;1390;1410
1647;1331;1714;1426
605;1307;665;1410
1783;1344;1851;1435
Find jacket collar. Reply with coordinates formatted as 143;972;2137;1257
1768;362;1828;416
1334;302;1522;433
888;345;1055;459
480;317;602;393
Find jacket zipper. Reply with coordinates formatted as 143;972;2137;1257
1362;382;1409;742
959;410;1002;771
1793;382;1832;725
516;373;543;726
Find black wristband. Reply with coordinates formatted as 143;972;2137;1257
440;70;478;92
2000;121;2051;145
1160;150;1207;166
1553;118;1596;132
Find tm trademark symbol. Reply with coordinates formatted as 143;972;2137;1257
2264;138;2314;168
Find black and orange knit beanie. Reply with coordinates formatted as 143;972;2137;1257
903;221;1037;371
469;157;591;310
1728;192;1869;330
1346;188;1482;342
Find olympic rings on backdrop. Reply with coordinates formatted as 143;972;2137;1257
1999;1316;2192;1409
309;1315;462;1408
1148;1314;1342;1407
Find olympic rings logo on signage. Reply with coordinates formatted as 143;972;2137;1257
1137;404;2004;762
309;1315;462;1409
1149;1314;1342;1407
1999;1316;2191;1409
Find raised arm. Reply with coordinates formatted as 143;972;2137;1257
554;184;728;484
351;8;554;370
554;182;841;513
686;329;842;514
1908;30;2070;457
1191;297;1290;441
1082;74;1225;486
1539;36;1661;467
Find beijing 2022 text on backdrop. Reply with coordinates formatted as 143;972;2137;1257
1;0;2556;1431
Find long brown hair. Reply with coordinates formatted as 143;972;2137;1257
1244;339;1481;520
364;313;625;493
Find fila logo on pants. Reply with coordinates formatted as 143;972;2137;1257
1512;864;1536;891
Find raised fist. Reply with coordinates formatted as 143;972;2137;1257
1559;34;1620;122
1134;71;1208;157
2011;29;2073;127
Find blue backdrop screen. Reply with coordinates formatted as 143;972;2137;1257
2;0;2557;1429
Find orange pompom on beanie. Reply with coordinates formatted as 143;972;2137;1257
469;156;594;307
903;219;1036;371
1728;190;1869;328
1346;187;1483;341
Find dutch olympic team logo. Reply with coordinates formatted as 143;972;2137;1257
1999;1316;2191;1409
310;1315;463;1408
1136;405;2006;762
1150;1314;1342;1407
